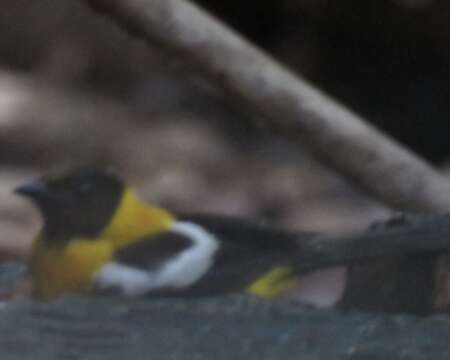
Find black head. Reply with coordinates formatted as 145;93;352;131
15;168;124;242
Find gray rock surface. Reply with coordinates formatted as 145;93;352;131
1;296;450;360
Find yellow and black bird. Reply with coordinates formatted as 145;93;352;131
15;169;309;300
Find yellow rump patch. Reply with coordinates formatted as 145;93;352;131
247;266;297;298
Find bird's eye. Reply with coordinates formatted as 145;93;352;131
79;182;94;195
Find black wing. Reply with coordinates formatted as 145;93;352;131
111;214;316;296
114;231;192;270
178;213;313;251
174;214;316;295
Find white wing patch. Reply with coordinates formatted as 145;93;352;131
94;221;219;296
94;263;155;296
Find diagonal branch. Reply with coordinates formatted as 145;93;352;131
86;0;450;213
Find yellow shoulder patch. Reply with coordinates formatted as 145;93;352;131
101;189;175;249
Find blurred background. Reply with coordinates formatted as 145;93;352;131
0;0;448;309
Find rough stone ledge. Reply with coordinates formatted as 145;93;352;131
1;295;449;360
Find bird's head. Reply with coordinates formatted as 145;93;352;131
15;168;125;240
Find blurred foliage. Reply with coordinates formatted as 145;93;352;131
0;1;448;159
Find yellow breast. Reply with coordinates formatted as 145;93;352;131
31;237;113;299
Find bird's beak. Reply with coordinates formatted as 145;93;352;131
14;180;49;202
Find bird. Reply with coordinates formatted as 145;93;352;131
15;168;313;300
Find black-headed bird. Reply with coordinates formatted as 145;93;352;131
15;169;313;299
